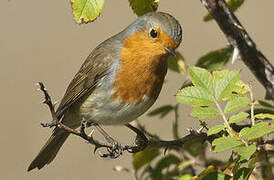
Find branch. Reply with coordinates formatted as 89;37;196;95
148;129;207;150
200;0;274;100
37;82;208;157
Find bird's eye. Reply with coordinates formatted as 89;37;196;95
149;28;158;38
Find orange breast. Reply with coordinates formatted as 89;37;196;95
111;31;168;104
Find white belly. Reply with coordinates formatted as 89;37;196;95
80;89;156;125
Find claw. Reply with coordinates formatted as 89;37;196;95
93;146;99;154
164;147;169;155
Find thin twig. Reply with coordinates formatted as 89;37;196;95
37;82;209;157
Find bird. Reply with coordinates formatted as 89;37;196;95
28;11;182;171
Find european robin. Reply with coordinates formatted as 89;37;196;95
28;12;182;171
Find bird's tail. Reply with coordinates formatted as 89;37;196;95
28;128;70;171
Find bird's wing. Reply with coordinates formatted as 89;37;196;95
56;42;115;118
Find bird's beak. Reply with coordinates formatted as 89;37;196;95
164;46;176;56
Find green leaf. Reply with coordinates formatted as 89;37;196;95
254;113;274;120
224;95;250;113
201;172;231;180
233;167;252;180
196;47;233;71
235;145;256;160
154;154;180;172
253;108;274;115
178;174;192;180
229;112;249;124
129;0;158;16
176;86;214;107
173;105;179;139
239;122;274;141
191;106;220;119
207;125;225;136
212;136;243;152
189;67;214;94
198;165;215;179
132;146;159;170
178;161;193;171
213;69;229;82
150;154;180;179
233;80;251;95
71;0;105;24
147;105;174;118
215;70;240;100
168;52;187;74
258;100;274;109
203;0;245;22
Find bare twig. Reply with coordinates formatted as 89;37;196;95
147;129;207;150
200;0;274;100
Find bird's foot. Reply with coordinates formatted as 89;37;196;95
100;138;124;158
125;124;148;153
40;121;58;128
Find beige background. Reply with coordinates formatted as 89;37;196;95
1;0;273;179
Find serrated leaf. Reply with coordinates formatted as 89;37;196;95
203;0;245;22
176;86;214;107
254;113;274;120
168;51;187;74
129;0;158;16
207;125;225;136
196;47;233;71
239;127;249;137
212;136;243;152
201;171;231;180
147;105;174;118
191;106;220;119
224;95;250;113
215;70;240;100
235;145;256;160
132;146;159;170
189;67;214;94
234;167;252;180
233;80;251;95
213;69;229;82
71;0;105;24
239;122;274;141
229;112;249;124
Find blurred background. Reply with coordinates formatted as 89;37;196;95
1;0;273;179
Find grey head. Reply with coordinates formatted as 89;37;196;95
120;12;182;46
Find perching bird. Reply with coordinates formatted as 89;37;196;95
28;11;182;171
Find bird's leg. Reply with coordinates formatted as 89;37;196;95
93;123;124;158
125;123;148;153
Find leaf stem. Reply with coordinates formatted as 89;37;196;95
249;86;255;126
213;98;248;146
213;98;232;132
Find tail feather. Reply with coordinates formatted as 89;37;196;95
28;128;70;171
